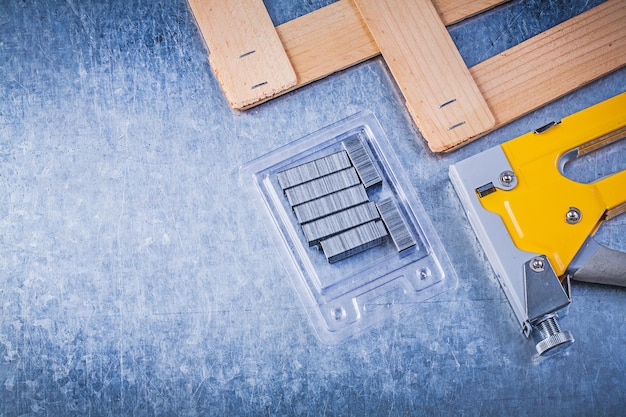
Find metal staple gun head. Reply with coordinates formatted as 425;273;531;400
449;93;626;356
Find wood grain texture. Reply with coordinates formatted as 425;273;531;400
470;0;626;132
273;0;509;94
187;0;296;109
353;0;495;152
432;0;507;25
188;0;625;151
275;0;379;88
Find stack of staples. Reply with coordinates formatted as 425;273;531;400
320;221;389;263
342;136;382;189
376;198;416;252
301;202;381;247
277;137;415;263
293;185;368;224
277;151;352;189
283;167;361;206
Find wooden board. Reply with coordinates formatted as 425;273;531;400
470;0;626;132
189;0;506;110
353;0;496;151
274;0;507;96
187;0;296;109
188;0;626;152
275;1;379;89
432;0;505;25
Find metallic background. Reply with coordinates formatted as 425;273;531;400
1;0;624;415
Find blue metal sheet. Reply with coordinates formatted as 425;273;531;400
0;0;624;415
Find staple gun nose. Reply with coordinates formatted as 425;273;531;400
450;92;626;356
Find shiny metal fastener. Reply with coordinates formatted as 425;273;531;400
566;207;582;224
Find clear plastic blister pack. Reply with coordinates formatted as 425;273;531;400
240;112;457;343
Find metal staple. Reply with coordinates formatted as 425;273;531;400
377;197;416;252
277;151;351;190
320;221;388;263
301;201;380;246
293;185;369;224
284;167;361;206
342;136;382;189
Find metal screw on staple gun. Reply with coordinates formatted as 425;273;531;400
533;314;574;356
499;170;515;187
530;258;545;272
566;207;582;224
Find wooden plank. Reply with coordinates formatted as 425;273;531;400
187;0;296;109
432;0;506;25
470;0;626;135
275;0;379;88
353;0;496;152
187;0;625;151
274;0;508;94
188;0;507;111
275;0;624;151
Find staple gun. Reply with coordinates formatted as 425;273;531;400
449;93;626;355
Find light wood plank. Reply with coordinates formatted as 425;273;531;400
187;0;296;109
470;0;626;134
188;0;507;111
274;0;625;150
432;0;507;25
353;0;496;152
274;0;508;93
188;0;625;151
275;0;379;88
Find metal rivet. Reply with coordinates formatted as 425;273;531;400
565;207;581;224
530;258;545;272
499;170;515;187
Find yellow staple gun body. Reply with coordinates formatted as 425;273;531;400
484;93;626;278
450;93;626;356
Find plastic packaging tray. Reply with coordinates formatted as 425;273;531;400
240;112;457;343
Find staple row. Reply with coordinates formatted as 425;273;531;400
301;202;380;247
293;185;369;224
277;151;351;190
285;168;361;206
376;198;416;252
342;136;382;189
320;221;388;264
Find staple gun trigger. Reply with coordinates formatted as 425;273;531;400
449;92;626;356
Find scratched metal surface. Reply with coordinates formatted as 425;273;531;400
1;0;625;415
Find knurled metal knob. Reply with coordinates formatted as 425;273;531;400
536;331;575;355
534;314;575;356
